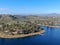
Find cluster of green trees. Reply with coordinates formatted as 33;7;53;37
0;21;43;35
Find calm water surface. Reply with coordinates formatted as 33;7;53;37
0;26;60;45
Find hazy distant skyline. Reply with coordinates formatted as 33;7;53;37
0;0;60;15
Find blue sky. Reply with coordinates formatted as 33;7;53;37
0;0;60;14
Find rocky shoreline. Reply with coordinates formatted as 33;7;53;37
0;30;45;38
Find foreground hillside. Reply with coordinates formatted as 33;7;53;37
0;14;45;37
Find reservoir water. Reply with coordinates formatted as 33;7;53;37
0;26;60;45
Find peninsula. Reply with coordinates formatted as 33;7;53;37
0;15;45;38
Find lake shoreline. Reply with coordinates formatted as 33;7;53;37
0;30;45;38
42;25;60;28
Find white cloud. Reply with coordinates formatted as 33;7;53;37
0;8;7;11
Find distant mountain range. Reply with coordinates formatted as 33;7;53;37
0;13;60;16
